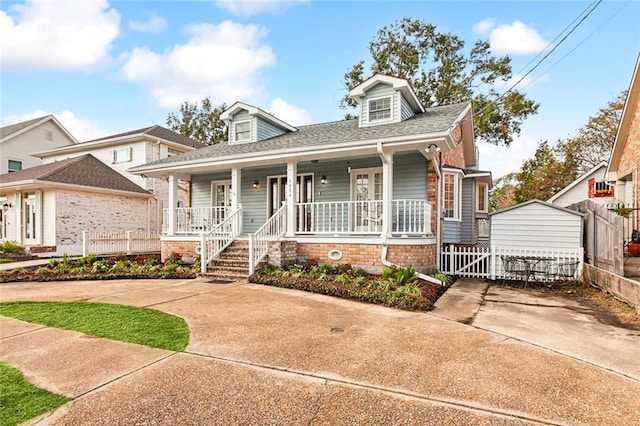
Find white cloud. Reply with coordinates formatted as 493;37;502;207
473;18;495;36
473;19;547;55
129;14;166;33
216;0;309;16
268;98;312;126
3;110;107;142
477;132;538;179
0;0;120;70
121;21;276;108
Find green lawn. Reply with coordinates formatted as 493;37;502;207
0;302;190;351
0;362;68;426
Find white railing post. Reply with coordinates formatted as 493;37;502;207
248;233;255;275
126;231;132;254
200;232;207;274
82;231;89;257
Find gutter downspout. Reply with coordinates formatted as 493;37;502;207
433;151;443;272
377;142;444;287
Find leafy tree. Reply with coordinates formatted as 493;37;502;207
489;173;518;211
166;97;227;145
340;17;539;146
555;91;626;175
514;141;576;203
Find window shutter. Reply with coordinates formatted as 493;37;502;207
127;146;132;162
111;149;116;164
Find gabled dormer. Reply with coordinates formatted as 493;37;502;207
220;102;297;144
349;74;425;128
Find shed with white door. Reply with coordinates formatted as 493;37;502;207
490;199;584;249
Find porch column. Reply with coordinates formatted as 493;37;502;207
378;143;393;238
231;167;241;210
167;174;178;236
286;161;297;237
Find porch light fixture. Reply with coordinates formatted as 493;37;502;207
321;175;327;184
2;202;11;209
253;180;260;189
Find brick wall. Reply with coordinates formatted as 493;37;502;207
161;240;200;261
267;240;297;267
618;99;640;231
56;189;153;247
442;139;466;169
297;242;436;273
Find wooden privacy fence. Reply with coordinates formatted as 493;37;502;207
441;245;584;282
82;230;161;257
567;200;624;276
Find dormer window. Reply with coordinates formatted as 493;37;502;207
234;121;251;142
368;96;391;122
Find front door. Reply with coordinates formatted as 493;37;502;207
23;193;38;243
211;180;232;223
351;168;382;232
268;174;313;230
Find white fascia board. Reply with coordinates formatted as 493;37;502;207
132;132;451;176
34;134;147;157
1;115;79;145
548;162;607;202
0;179;152;198
221;101;296;132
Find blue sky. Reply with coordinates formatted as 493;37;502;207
1;0;639;178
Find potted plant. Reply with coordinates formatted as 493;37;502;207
629;230;640;257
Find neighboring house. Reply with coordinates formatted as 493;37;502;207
130;74;481;275
490;199;584;250
33;125;204;231
548;161;617;208
607;53;640;237
0;115;77;174
0;154;154;256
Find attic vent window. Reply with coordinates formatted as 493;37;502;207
235;121;250;142
368;97;391;121
45;130;53;141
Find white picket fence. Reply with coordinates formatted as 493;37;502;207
440;245;584;282
82;230;161;257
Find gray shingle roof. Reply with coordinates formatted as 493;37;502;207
84;125;205;149
0;154;150;195
0;116;49;139
133;102;468;170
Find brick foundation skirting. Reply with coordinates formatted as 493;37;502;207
296;242;436;273
27;245;57;254
161;241;200;262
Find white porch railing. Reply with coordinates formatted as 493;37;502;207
200;207;242;274
248;203;287;275
440;245;584;282
295;199;431;235
163;206;229;234
82;230;160;257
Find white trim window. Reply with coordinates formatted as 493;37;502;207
234;120;251;142
443;172;461;221
8;159;22;173
368;96;392;122
112;147;132;163
476;182;489;213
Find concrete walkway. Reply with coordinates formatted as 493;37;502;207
1;278;639;425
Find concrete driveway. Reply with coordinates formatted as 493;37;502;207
1;278;639;425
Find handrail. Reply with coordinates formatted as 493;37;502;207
200;206;242;274
248;203;287;275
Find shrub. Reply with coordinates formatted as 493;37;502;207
35;267;52;276
396;284;422;296
53;264;69;274
350;267;370;277
110;260;133;273
91;260;108;273
163;260;179;272
72;266;89;274
431;272;452;286
0;240;21;254
48;258;60;268
11;267;27;275
334;273;352;284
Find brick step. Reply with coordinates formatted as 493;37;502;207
210;260;250;268
216;252;249;260
200;272;248;282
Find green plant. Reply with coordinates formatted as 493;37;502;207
431;271;452;286
53;264;69;274
162;260;179;272
334;273;353;284
110;260;133;273
48;258;61;268
61;253;73;265
35;267;51;276
72;266;89;274
10;267;27;275
350;267;370;277
396;284;422;296
91;260;108;273
394;265;418;285
85;254;98;264
0;240;21;254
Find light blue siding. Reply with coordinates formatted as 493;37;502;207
229;111;254;143
191;172;232;207
444;221;462;243
256;118;288;141
392;153;426;199
400;95;415;120
360;83;398;126
460;178;475;243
